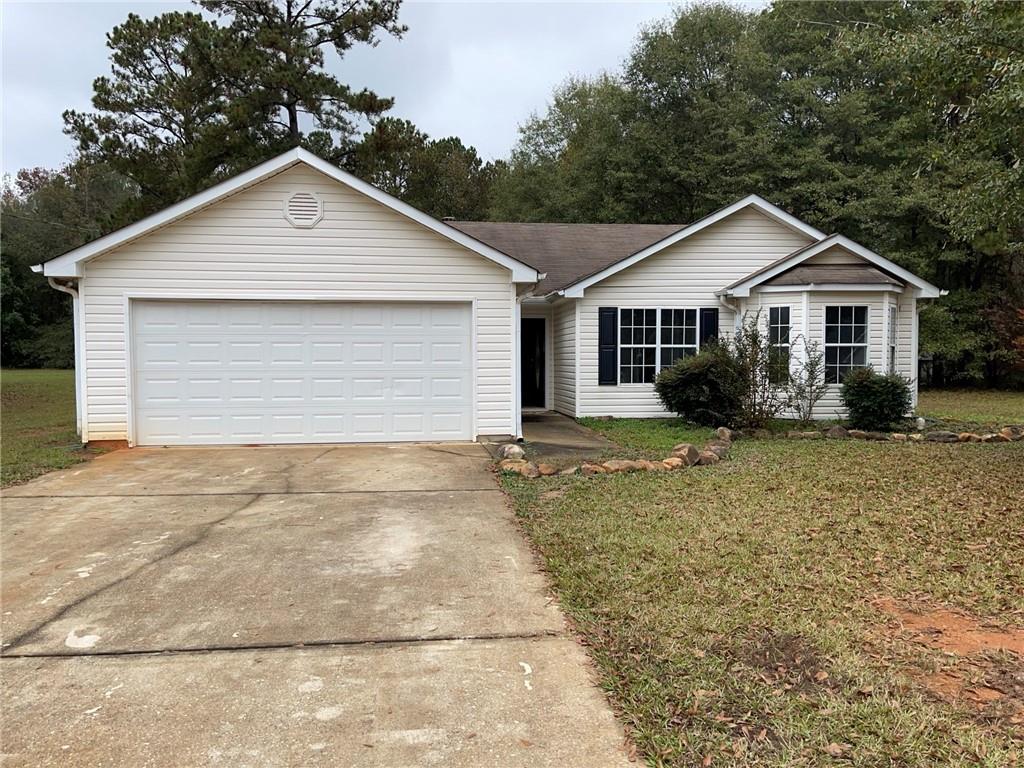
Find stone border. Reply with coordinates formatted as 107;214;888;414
496;428;737;479
495;423;1023;480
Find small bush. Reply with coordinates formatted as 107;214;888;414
654;344;744;426
840;367;912;430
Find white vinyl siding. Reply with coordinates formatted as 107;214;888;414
79;164;515;442
577;208;814;417
552;300;577;416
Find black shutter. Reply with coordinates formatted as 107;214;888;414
699;307;720;347
598;307;618;385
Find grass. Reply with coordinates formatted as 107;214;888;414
1;369;100;487
918;389;1024;428
502;418;1024;767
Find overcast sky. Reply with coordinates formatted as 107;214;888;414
0;0;711;175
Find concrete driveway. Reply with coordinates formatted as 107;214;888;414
1;444;630;767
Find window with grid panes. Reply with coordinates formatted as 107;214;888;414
768;306;791;384
824;305;868;384
619;308;657;383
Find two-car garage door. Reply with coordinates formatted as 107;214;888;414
131;300;473;445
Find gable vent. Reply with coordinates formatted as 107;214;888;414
284;191;323;228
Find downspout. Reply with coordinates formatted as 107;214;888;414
718;293;740;334
47;278;84;437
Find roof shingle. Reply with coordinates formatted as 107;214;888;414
446;221;684;293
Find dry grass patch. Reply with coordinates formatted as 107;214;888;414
502;427;1024;766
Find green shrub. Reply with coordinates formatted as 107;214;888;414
840;367;912;430
654;344;744;426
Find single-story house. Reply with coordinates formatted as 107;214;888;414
37;148;943;446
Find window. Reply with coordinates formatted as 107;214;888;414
768;306;791;384
619;309;657;383
618;308;700;384
660;309;698;368
824;305;868;384
888;304;897;373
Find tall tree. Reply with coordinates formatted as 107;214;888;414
64;12;267;213
200;0;406;153
350;117;497;219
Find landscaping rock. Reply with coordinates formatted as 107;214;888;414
909;433;923;442
671;443;700;466
558;466;580;476
999;426;1023;441
704;441;730;458
787;430;804;438
498;459;527;472
697;450;720;465
958;432;982;443
800;431;822;439
925;431;959;443
581;463;607;476
865;431;890;441
602;459;641;473
716;426;735;442
825;426;849;439
980;434;1006;443
890;433;907;442
662;457;685;469
847;430;868;439
751;428;772;440
537;463;559;476
637;460;666;471
916;417;927;431
497;443;526;460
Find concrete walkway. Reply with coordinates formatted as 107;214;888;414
521;411;615;461
1;444;630;767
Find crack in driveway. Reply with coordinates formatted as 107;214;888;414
1;493;263;654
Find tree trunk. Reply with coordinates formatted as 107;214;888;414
288;103;300;146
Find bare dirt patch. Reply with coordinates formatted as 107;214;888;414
874;597;1024;728
874;597;1024;656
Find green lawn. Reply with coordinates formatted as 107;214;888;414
1;369;100;487
502;419;1024;767
918;389;1024;428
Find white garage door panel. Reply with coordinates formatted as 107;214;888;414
132;301;473;445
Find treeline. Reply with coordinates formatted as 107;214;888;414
1;0;499;368
489;1;1023;386
2;1;1022;384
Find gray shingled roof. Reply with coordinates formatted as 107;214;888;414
765;264;904;286
446;221;684;293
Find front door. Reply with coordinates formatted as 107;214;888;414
521;317;546;408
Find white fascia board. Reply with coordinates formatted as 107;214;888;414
756;283;904;294
41;148;539;284
724;234;942;298
560;194;826;297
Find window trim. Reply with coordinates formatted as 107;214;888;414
822;304;870;386
767;305;792;385
888;303;898;374
616;307;701;386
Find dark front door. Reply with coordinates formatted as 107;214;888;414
521;318;546;408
